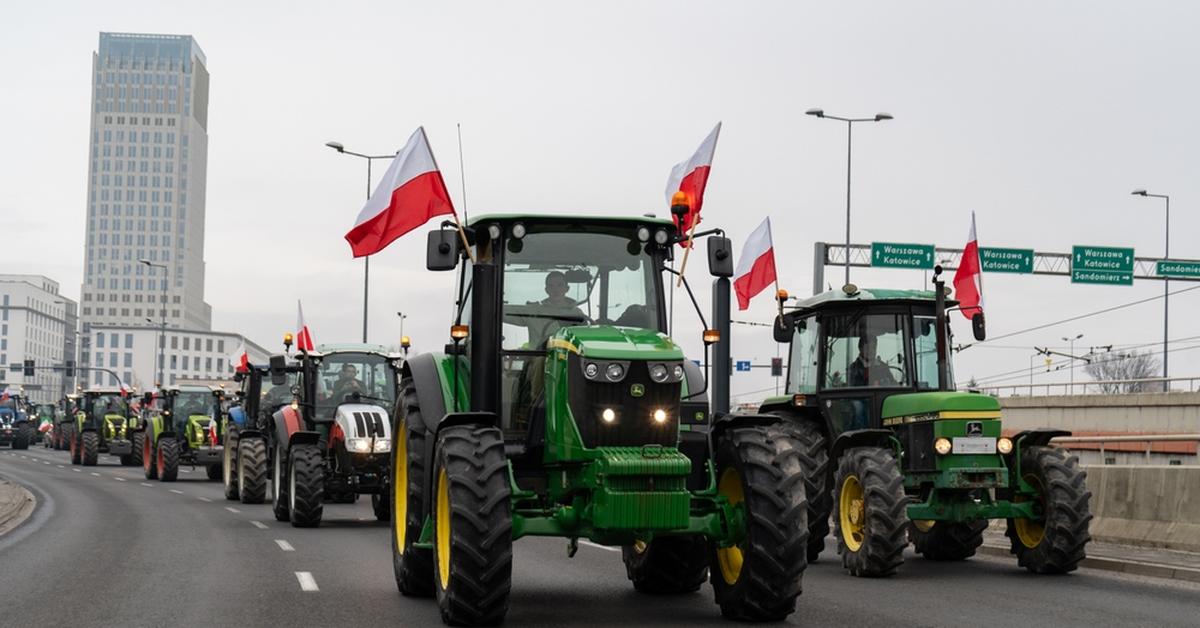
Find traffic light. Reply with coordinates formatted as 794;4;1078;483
65;360;75;378
770;357;783;377
23;359;34;377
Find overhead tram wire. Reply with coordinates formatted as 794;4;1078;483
970;341;1200;387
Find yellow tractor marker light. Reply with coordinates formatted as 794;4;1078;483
792;394;806;407
703;329;720;344
776;289;789;301
670;191;690;210
283;332;294;349
450;325;469;340
934;437;952;455
997;437;1014;454
400;335;411;349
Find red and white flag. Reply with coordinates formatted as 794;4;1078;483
734;217;778;311
296;300;315;352
209;421;219;447
228;340;249;373
952;212;984;319
344;127;456;258
664;123;721;243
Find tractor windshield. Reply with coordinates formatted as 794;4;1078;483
823;313;911;389
90;394;128;419
500;226;661;351
260;371;298;413
314;352;396;418
173;391;214;418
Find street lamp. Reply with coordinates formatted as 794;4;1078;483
139;258;168;387
326;141;396;343
1062;334;1083;394
806;108;893;287
396;311;407;343
1131;188;1170;391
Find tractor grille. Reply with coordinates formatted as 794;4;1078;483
568;355;680;449
894;421;936;472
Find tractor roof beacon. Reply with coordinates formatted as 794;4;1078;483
392;211;810;624
761;268;1092;577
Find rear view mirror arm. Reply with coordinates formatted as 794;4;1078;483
662;266;709;332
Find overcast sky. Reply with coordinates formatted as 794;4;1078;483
3;1;1199;401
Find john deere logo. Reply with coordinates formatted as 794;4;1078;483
966;421;983;436
630;384;645;398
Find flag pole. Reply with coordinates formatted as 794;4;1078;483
676;218;700;287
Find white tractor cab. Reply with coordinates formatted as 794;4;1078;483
265;342;403;527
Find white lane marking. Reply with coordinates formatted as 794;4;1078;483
57;465;64;468
275;539;295;552
169;489;184;494
72;468;82;473
43;461;51;465
90;472;101;477
140;482;154;487
198;496;212;502
579;541;620;553
250;521;268;529
295;571;319;591
115;477;126;482
225;507;241;514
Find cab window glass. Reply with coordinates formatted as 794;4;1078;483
788;317;820;394
823;313;910;389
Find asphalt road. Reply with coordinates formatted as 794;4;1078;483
2;445;1199;628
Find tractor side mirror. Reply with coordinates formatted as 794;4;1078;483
426;229;460;271
972;312;987;342
773;315;794;343
269;355;287;386
707;236;734;278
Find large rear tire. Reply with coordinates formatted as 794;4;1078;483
238;437;268;504
130;431;144;468
392;383;435;597
81;431;100;466
1005;446;1092;574
272;443;290;522
223;427;240;500
433;425;512;626
288;443;324;528
709;425;808;622
910;519;987;561
143;432;158;480
623;536;708;594
69;430;82;465
832;446;907;578
773;416;831;562
157;437;180;482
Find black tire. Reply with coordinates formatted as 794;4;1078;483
622;536;708;594
1005;446;1092;574
372;491;391;521
81;431;100;466
119;453;134;466
832;446;907;578
392;381;435;597
143;432;158;480
773;416;832;562
223;427;240;500
13;424;31;450
69;430;82;465
238;437;268;504
205;463;221;481
157;437;180;482
130;431;144;468
910;519;987;561
433;425;512;626
272;443;290;522
709;425;808;622
288;443;324;528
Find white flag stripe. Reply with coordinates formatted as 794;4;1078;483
352;127;438;228
734;217;773;277
664;122;721;203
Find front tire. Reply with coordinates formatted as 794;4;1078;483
81;431;99;466
272;443;290;522
13;424;31;450
69;430;82;465
288;443;324;528
143;433;158;480
223;427;240;500
910;519;987;561
709;425;808;622
832;446;907;577
130;431;144;467
433;425;512;626
623;536;708;594
392;392;435;597
157;437;180;482
238;437;268;504
1005;446;1092;573
774;417;832;562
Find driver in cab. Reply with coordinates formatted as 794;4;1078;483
511;271;586;347
328;363;365;402
849;336;898;387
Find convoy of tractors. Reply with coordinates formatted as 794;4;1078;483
19;204;1093;626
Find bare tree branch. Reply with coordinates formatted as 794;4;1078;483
1084;350;1161;393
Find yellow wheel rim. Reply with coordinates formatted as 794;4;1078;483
913;519;936;533
716;467;745;585
1013;474;1046;549
436;466;451;590
839;474;866;552
393;426;408;550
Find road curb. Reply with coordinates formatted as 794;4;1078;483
0;477;37;537
979;543;1200;584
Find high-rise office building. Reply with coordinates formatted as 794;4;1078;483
80;32;212;360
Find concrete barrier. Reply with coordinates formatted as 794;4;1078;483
1084;464;1200;552
1000;391;1200;433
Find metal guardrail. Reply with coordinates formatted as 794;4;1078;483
1051;434;1200;462
972;376;1200;397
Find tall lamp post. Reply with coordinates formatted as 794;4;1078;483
1063;334;1083;394
326;141;395;343
139;258;168;386
396;311;407;342
805;108;893;286
1131;189;1170;391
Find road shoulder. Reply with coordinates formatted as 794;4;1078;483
0;476;37;536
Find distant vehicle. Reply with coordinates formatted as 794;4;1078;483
69;387;136;466
0;392;32;450
140;386;225;481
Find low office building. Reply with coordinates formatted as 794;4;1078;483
0;275;78;403
85;324;268;391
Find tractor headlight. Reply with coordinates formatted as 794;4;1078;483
649;364;669;383
511;222;526;239
601;408;616;423
997;437;1013;455
636;226;650;242
605;363;625;382
653;409;668;424
934;437;952;455
584;362;600;379
347;438;371;453
654;229;669;245
582;359;630;382
672;365;685;381
373;439;391;453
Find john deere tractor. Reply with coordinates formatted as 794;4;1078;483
222;364;298;504
761;268;1092;577
69;387;136;466
140;386;225;482
390;214;809;625
261;343;401;527
0;392;32;450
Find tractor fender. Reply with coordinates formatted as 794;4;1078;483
709;412;783;445
273;405;304;448
831;429;899;461
435;411;500;436
401;353;448;436
1013;428;1071;450
237;428;263;441
288;430;320;448
228;406;248;428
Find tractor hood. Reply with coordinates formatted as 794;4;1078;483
553;326;684;361
881;391;1000;420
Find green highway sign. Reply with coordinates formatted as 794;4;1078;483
979;247;1034;273
1071;269;1133;285
1157;260;1200;278
871;242;934;269
1072;245;1134;273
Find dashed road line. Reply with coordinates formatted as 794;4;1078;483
169;489;184;494
72;468;82;473
225;507;241;514
198;496;212;502
275;539;295;552
90;472;101;477
250;521;269;530
43;461;51;465
56;465;64;468
141;482;154;487
115;477;126;482
580;541;620;553
295;571;319;591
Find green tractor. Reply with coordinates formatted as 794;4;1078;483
390;214;809;625
69;387;136;466
139;385;225;482
761;269;1092;576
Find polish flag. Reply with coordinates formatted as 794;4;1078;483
344;127;456;258
228;340;249;373
296;301;315;352
664;123;721;243
734;217;777;311
953;212;984;319
209;421;219;447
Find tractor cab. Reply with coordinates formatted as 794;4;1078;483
0;390;30;448
80;387;133;441
145;386;223;445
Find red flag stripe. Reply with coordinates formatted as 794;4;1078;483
344;171;455;257
735;250;777;310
